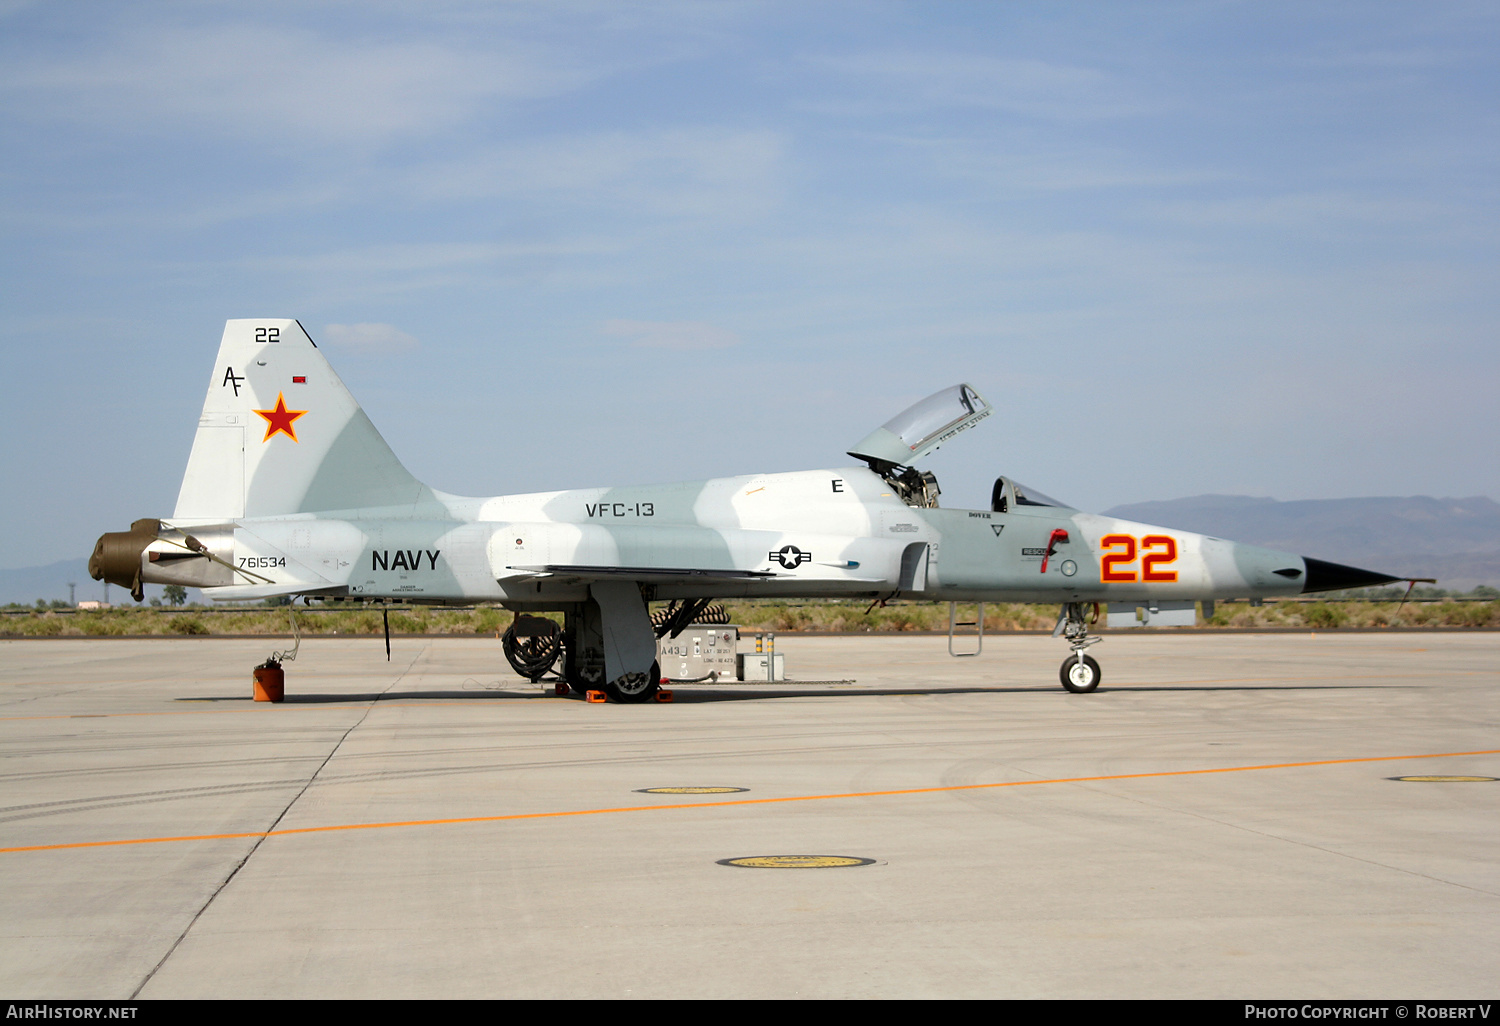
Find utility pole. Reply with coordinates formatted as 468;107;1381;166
68;582;76;607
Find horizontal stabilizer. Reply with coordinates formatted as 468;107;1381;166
208;584;350;603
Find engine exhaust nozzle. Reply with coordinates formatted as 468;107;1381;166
88;519;161;602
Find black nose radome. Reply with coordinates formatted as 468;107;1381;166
1301;556;1403;594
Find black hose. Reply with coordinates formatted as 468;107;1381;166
651;601;730;636
502;615;562;681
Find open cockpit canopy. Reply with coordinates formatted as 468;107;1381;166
849;384;993;509
848;384;992;469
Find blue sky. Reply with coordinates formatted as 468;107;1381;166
2;1;1496;569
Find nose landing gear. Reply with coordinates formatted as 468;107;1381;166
1055;602;1102;693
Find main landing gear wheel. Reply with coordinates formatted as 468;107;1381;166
1060;654;1101;693
603;661;662;704
564;665;602;697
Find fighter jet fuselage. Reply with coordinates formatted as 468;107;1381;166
90;319;1406;699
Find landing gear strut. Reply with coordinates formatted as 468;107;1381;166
562;606;604;695
559;594;661;703
1054;602;1102;693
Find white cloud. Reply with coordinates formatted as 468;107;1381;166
320;323;419;353
1144;191;1458;231
255;243;529;276
810;51;1153;120
405;128;788;222
601;319;741;351
2;22;593;146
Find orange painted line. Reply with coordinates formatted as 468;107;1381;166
3;747;1496;856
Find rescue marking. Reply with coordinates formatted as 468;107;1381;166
635;786;749;794
718;855;874;869
4;747;1495;856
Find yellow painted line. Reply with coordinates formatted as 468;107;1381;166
3;747;1495;856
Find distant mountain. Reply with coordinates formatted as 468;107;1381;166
1101;495;1500;591
0;558;189;607
0;558;95;606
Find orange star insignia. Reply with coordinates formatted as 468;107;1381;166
253;392;307;442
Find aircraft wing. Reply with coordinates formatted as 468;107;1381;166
503;564;781;585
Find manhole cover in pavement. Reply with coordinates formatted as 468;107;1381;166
717;855;875;869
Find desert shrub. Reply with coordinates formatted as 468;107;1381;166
20;615;66;636
1301;603;1347;629
883;608;921;631
1451;602;1496;628
1472;603;1498;627
774;605;816;631
387;611;425;633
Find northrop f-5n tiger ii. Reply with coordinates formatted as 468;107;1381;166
90;319;1410;700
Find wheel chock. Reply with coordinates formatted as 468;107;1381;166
553;682;569;696
585;690;608;703
654;690;674;703
252;666;285;703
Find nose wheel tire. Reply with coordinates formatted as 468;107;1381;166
1060;654;1101;693
604;661;662;703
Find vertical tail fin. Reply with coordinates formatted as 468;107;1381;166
173;319;435;521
